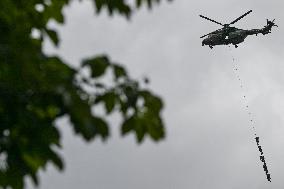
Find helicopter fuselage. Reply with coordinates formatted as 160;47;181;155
202;27;248;48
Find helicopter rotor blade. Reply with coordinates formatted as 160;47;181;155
199;15;224;26
229;10;252;25
200;33;210;38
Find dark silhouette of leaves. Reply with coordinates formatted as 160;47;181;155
93;0;131;18
95;92;117;114
0;0;171;188
83;56;110;78
113;64;128;80
44;29;59;46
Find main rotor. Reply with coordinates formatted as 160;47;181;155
200;10;252;38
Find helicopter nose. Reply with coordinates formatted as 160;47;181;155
202;38;210;45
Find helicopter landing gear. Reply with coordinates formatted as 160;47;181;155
209;45;213;49
234;44;238;48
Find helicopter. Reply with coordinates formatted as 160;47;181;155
200;10;278;49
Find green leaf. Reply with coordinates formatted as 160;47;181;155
134;119;146;143
135;0;162;9
147;0;153;9
121;116;135;135
121;111;165;142
22;154;45;172
140;90;163;114
93;116;109;140
145;113;165;141
45;29;59;46
104;92;116;114
94;0;104;13
95;92;116;114
66;89;96;140
83;56;110;78
67;89;111;141
30;173;39;186
136;0;143;8
112;64;127;80
43;0;69;24
121;114;146;143
93;0;131;18
49;150;64;170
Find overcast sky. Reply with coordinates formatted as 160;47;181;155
29;0;284;188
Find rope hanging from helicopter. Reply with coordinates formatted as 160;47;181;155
228;47;271;182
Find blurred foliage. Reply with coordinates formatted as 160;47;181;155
0;0;171;188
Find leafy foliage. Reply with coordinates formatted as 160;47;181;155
92;0;172;18
0;0;170;188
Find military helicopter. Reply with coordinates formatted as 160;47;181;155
200;10;278;49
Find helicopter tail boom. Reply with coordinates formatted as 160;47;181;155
246;19;278;36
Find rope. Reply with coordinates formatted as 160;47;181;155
229;47;271;182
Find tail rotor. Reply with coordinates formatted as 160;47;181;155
266;19;278;27
262;19;278;35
